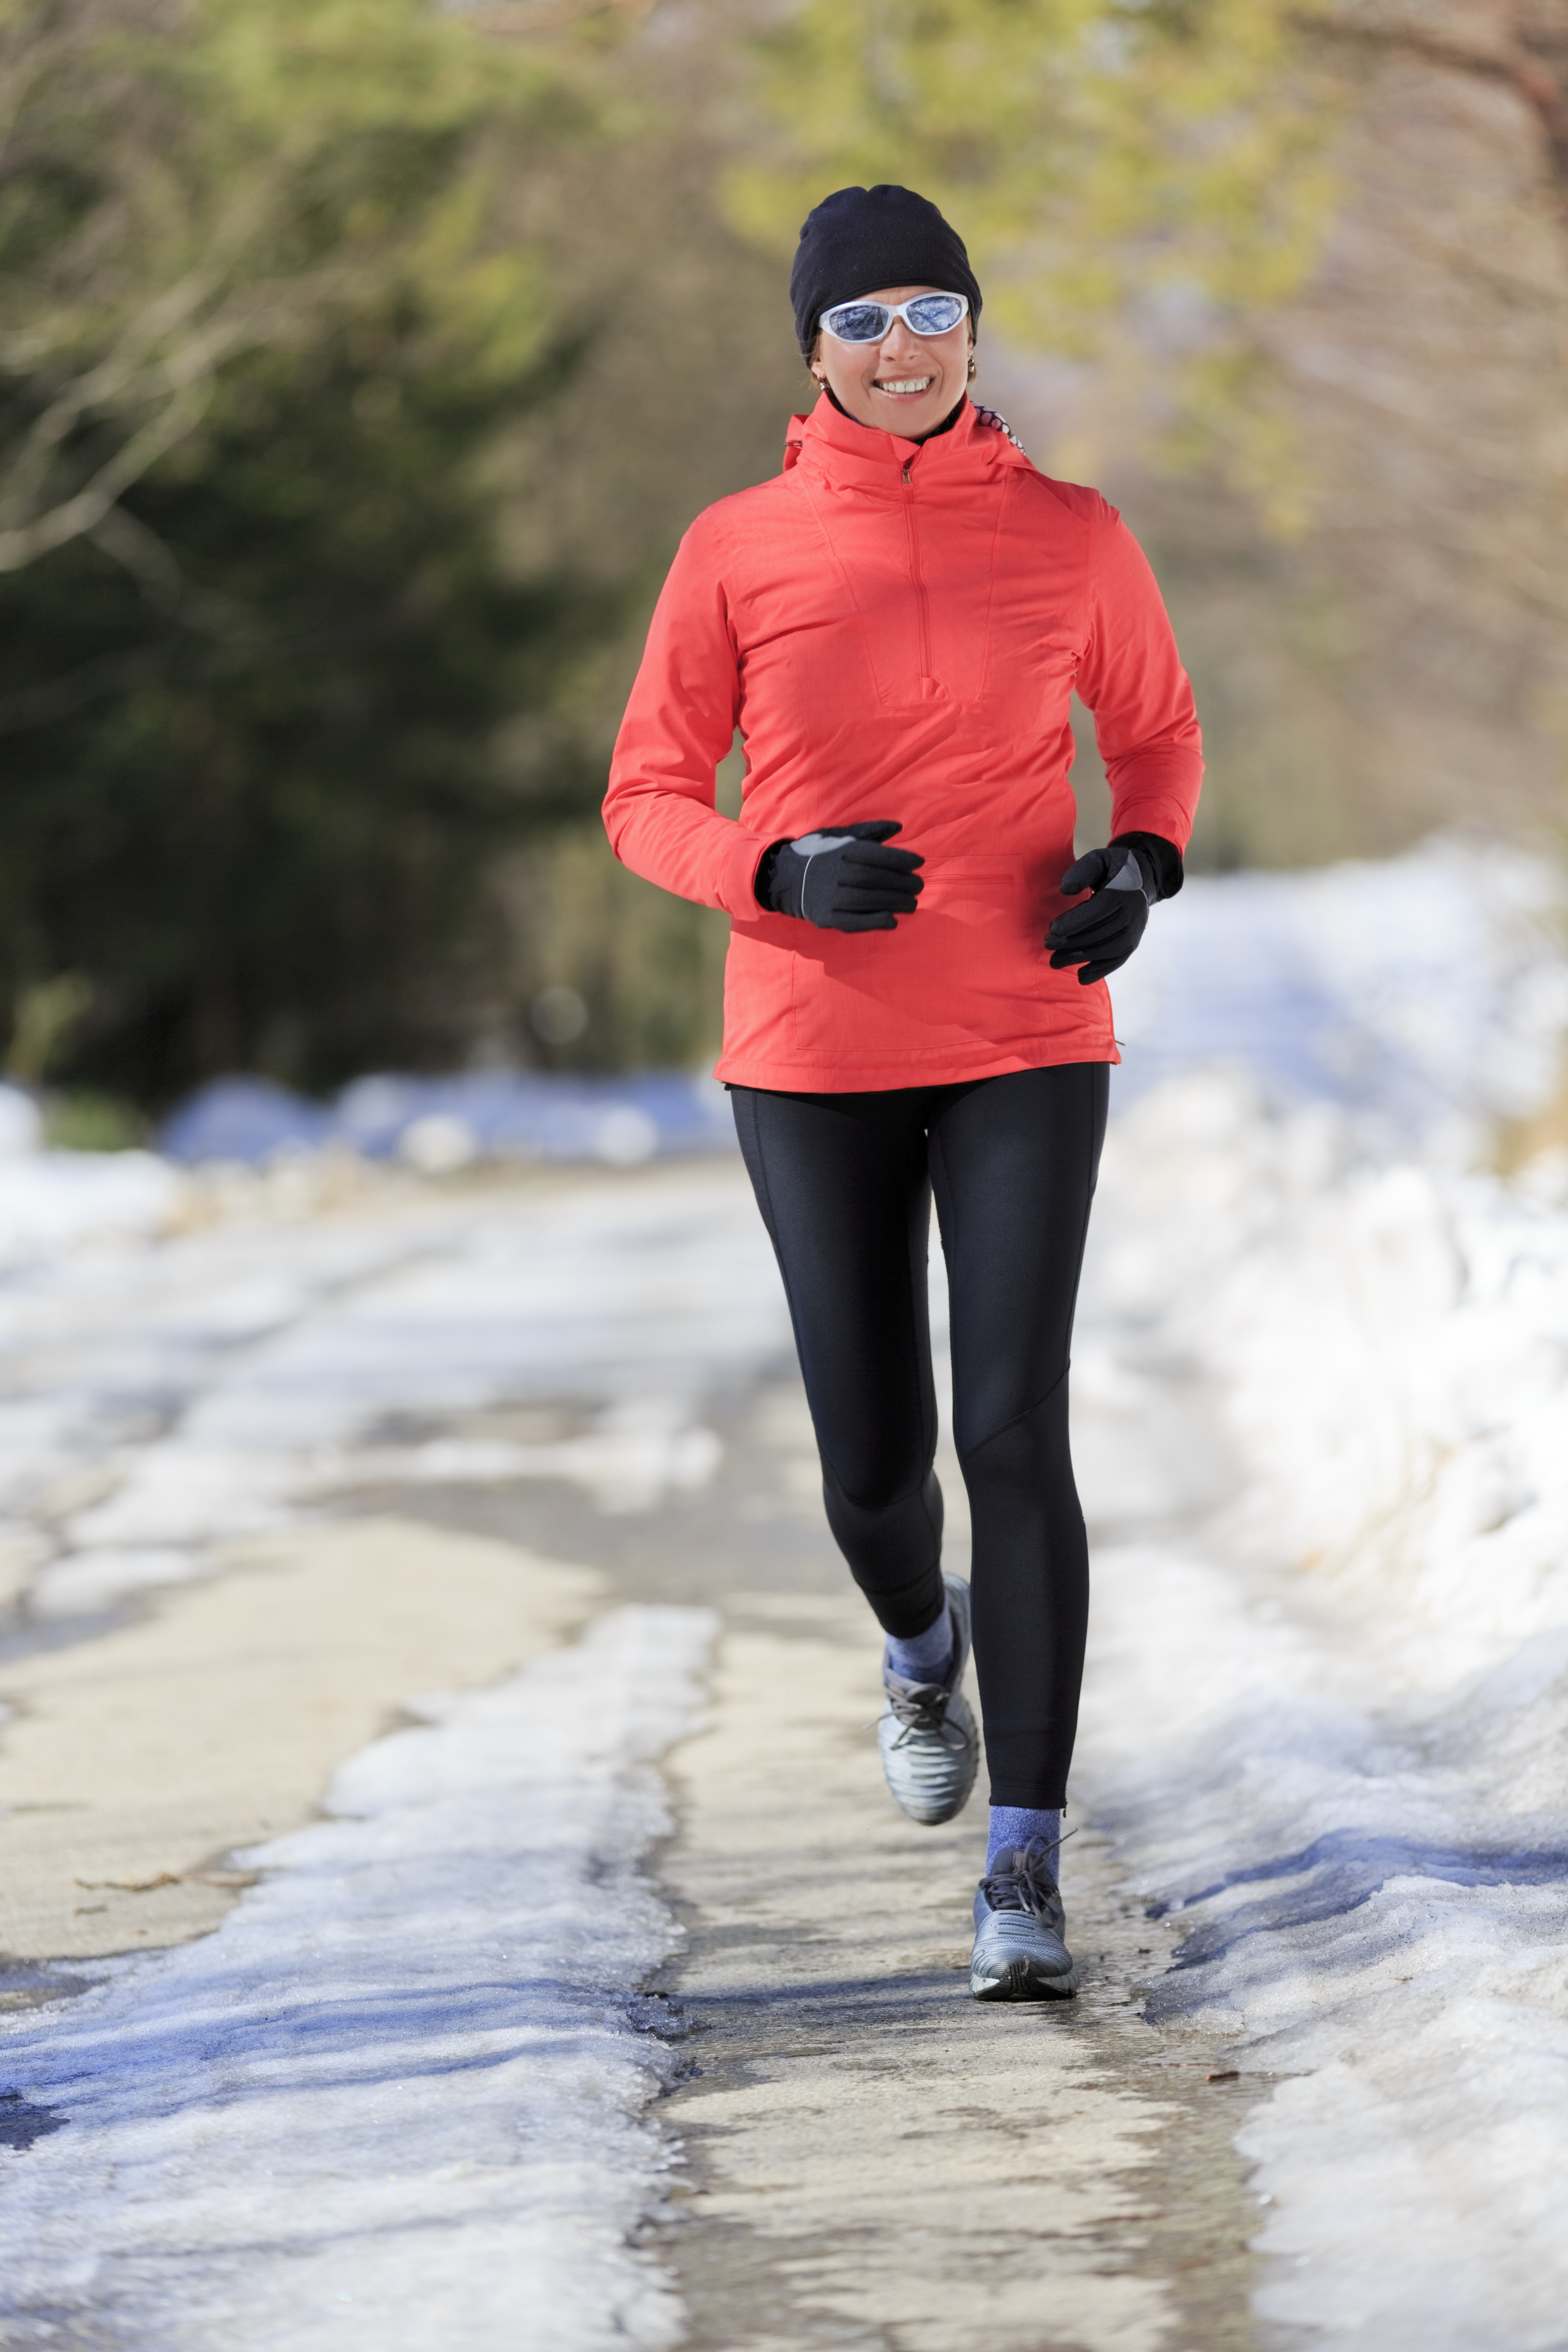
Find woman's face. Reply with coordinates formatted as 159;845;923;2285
812;283;972;437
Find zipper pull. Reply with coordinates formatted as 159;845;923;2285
902;459;913;483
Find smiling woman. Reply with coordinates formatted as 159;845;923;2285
811;287;973;432
603;180;1203;2006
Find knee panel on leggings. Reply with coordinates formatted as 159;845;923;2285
958;1373;1088;1809
820;1460;947;1639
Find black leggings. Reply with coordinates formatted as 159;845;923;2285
731;1064;1109;1809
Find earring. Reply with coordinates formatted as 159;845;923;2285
967;354;978;381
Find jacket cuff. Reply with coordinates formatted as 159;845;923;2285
717;827;775;919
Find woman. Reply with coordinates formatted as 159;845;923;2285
604;183;1201;2000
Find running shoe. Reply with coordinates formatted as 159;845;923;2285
969;1836;1080;2000
877;1570;979;1826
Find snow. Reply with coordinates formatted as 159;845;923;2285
160;1068;735;1169
1073;1072;1568;2348
0;1158;787;2344
0;1604;715;2349
0;1088;42;1157
0;1142;182;1270
2;836;1568;2343
1111;835;1568;1147
0;1166;789;1617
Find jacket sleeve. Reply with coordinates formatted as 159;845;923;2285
1077;503;1204;852
603;510;773;920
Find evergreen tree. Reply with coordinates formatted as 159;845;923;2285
0;0;611;1100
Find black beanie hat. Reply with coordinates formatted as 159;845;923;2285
790;184;982;359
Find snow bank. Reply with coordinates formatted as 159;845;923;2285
1112;835;1568;1148
0;1087;42;1157
0;1105;182;1270
1074;1071;1568;2351
0;1604;715;2350
0;1081;185;1273
160;1067;735;1170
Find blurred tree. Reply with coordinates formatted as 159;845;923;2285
1232;0;1568;847
722;0;1342;518
461;36;811;1077
718;0;1568;862
0;0;615;1100
42;0;1559;1100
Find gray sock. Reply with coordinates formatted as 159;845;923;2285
884;1600;954;1686
986;1805;1062;1875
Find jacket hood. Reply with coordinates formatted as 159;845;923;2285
782;391;1032;489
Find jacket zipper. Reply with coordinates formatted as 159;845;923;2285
901;460;932;681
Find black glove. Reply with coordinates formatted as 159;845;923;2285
1047;842;1156;984
756;820;924;933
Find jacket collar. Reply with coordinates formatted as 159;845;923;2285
781;391;1029;489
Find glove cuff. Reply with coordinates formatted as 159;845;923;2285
754;840;790;912
1110;831;1183;903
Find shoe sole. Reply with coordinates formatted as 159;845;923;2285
969;1954;1081;2002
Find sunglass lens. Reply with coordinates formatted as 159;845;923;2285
823;303;891;343
904;294;966;334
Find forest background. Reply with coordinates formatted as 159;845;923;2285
3;0;1566;1129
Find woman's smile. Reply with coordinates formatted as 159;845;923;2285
813;283;971;436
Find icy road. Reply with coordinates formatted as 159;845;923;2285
0;841;1567;2349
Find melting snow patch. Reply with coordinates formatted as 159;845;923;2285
1074;1069;1568;2350
0;1604;716;2350
330;1402;724;1514
1111;835;1568;1148
0;1167;787;1617
0;1149;183;1268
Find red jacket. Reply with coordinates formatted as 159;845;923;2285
604;394;1202;1090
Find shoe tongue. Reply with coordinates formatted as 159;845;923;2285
987;1844;1057;1910
884;1677;951;1733
980;1849;1026;1905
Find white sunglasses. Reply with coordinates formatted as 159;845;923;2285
819;291;970;344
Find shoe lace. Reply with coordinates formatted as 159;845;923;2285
978;1834;1071;1916
882;1681;972;1751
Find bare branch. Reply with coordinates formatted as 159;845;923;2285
0;250;363;572
0;267;225;525
0;375;209;571
86;500;183;606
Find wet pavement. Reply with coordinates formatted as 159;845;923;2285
390;1356;1264;2351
